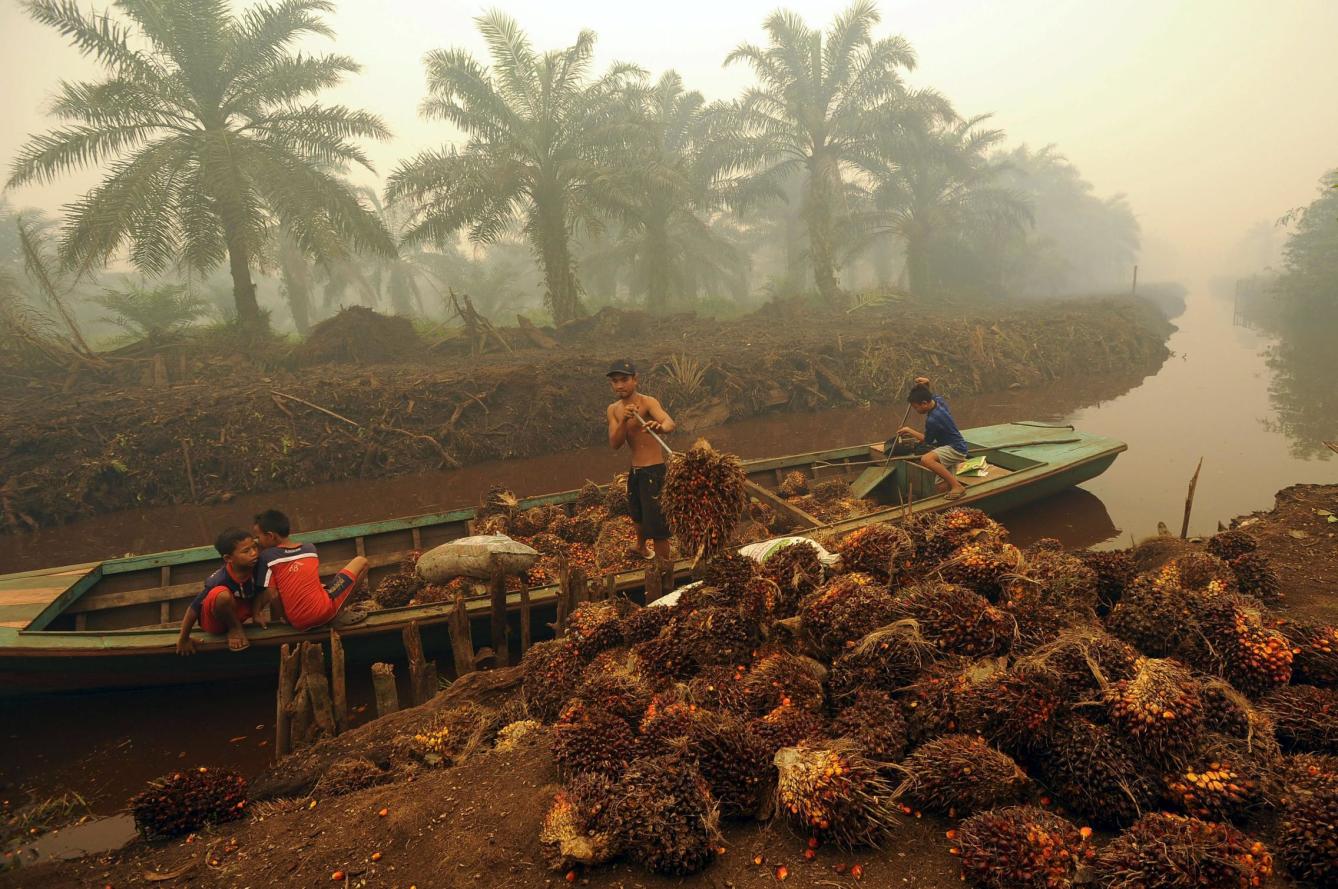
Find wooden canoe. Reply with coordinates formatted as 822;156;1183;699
0;422;1125;694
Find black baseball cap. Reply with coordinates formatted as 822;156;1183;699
606;358;636;377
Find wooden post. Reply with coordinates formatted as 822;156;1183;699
518;576;532;654
371;662;399;718
422;661;439;698
489;566;511;668
289;677;312;750
1131;264;1139;296
329;629;349;735
275;643;301;759
449;593;476;677
301;641;337;740
645;556;668;604
403;620;429;706
1180;457;1204;539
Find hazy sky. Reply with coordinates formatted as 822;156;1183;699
2;0;1336;282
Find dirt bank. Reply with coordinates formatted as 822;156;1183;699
0;299;1170;533
5;483;1334;889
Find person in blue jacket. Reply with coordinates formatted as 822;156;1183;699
898;375;969;501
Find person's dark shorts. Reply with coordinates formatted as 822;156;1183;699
628;464;670;540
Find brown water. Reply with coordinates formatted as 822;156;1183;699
2;289;1336;824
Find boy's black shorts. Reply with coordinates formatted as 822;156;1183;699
627;464;670;540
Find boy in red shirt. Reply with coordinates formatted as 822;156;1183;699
176;528;271;654
252;509;369;631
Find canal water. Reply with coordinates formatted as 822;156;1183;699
2;287;1335;822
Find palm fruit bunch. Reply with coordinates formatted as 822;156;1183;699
959;664;1063;756
639;694;707;754
749;702;828;756
701;550;757;599
760;540;825;613
1163;745;1266;823
1154;551;1239;596
660;440;748;558
1029;627;1139;696
522;638;589;722
372;553;422;608
1002;586;1082;654
1205;599;1293;696
478;484;520;517
577;655;653;725
1224;551;1281;604
951;805;1089;889
941;540;1024;601
834;523;916;583
1279;752;1338;792
675;582;732;611
474;511;512;536
565;600;625;657
407;703;489;764
1008;548;1101;612
592;515;640;573
901;734;1029;817
1198;678;1277;753
1105;657;1205;765
540;772;618;871
1273;617;1338;686
828;621;936;701
1092;813;1272;889
830;689;908;761
554;509;601;545
685;664;750;717
630;631;698;686
677;712;773;819
552;699;638;778
809;478;853;504
1206;529;1258;562
312;756;392;798
736;575;784;620
526;531;567;557
1029;712;1157;828
773;740;900;848
1277;779;1338;886
919;507;1006;565
740;651;827;716
130;767;248;838
1105;574;1202;658
1262;684;1338;754
513;503;560;537
1077;548;1136;613
678;605;758;668
901;657;990;745
891;582;1014;657
575;480;605;512
606;754;721;876
798;572;897;657
777;470;810;499
619;603;674;644
604;472;630;516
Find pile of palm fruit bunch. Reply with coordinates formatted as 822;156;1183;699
130;767;248;838
509;489;1335;885
777;472;877;525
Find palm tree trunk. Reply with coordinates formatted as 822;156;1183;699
225;230;263;334
645;223;671;314
804;158;844;307
278;240;313;335
533;202;583;325
905;233;929;299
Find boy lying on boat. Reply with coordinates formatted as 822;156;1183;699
252;509;371;633
898;375;970;502
176;527;272;655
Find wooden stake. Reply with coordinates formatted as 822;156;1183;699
275;643;301;759
518;576;532;653
371;662;399;718
449;593;476;677
289;676;312;749
1180;457;1204;539
329;629;348;734
301;641;337;739
488;565;510;668
403;620;428;706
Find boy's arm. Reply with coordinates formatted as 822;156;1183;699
176;607;199;656
608;404;629;450
252;588;274;628
642;396;675;433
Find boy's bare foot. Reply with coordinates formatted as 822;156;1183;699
226;627;250;651
944;488;966;501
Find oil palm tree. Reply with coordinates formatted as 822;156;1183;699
861;115;1031;298
724;0;939;305
597;73;745;312
7;0;396;336
386;12;641;325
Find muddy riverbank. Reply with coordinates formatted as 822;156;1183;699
0;298;1170;534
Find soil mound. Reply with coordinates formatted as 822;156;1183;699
297;306;421;366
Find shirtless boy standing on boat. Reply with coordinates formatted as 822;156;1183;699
605;359;677;560
176;527;271;654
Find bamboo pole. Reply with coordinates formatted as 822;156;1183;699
1180;457;1204;539
329;629;348;734
275;643;301;759
371;662;399;718
301;642;337;739
403;620;429;706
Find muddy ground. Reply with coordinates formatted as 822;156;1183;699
4;482;1333;889
0;299;1171;533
